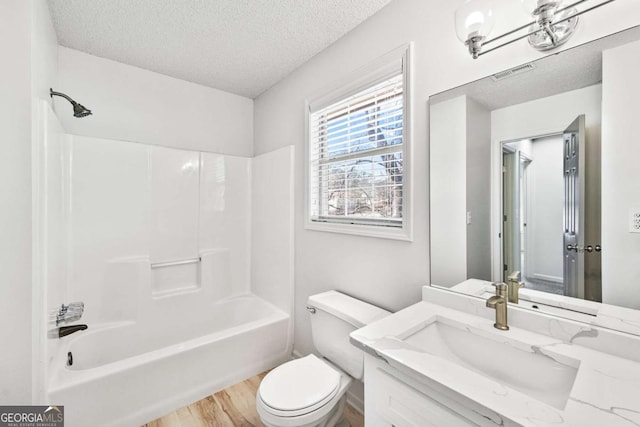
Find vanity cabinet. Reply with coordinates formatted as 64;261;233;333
354;288;640;427
364;354;499;427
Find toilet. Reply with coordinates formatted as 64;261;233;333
256;290;390;427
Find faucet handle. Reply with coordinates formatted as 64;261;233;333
507;271;521;282
492;282;507;290
50;301;85;325
67;301;84;311
492;282;508;298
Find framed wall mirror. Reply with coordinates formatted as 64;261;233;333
429;25;640;333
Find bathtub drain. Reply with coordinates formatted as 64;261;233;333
67;351;73;366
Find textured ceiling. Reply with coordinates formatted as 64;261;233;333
47;0;393;98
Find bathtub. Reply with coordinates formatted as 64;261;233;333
47;294;291;427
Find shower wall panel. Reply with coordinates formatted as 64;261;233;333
251;146;294;313
69;136;149;323
200;153;251;298
150;147;200;264
57;136;252;324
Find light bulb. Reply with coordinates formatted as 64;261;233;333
455;0;495;42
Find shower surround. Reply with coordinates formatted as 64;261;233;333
35;103;294;426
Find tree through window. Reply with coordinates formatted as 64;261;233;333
309;73;405;228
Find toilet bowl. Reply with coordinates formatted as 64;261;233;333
256;355;351;427
256;291;390;427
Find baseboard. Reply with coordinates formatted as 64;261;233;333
346;390;364;415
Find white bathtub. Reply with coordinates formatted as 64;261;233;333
48;294;290;427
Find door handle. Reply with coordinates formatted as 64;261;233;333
584;245;602;253
566;244;579;252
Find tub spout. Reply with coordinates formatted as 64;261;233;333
57;324;88;338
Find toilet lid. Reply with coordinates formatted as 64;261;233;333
259;355;341;414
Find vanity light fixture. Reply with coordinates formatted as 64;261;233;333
455;0;617;59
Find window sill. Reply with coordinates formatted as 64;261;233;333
304;220;413;241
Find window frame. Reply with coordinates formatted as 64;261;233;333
304;44;413;241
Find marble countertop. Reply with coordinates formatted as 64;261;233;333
351;286;640;426
448;278;640;335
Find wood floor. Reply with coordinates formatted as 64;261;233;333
143;371;364;427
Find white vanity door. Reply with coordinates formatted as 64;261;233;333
364;354;497;427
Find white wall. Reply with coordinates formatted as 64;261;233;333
491;85;602;143
430;95;491;287
0;0;59;404
602;39;640;308
466;98;491;281
0;0;33;405
528;135;564;282
430;96;467;286
253;0;640;362
32;1;59;102
56;47;254;157
31;1;60;404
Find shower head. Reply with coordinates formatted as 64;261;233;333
72;103;92;118
50;88;92;118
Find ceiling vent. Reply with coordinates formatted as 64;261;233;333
491;63;536;81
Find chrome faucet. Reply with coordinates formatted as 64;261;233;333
50;302;84;325
507;271;525;304
48;302;87;339
486;283;509;331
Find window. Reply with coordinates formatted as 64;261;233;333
306;47;411;240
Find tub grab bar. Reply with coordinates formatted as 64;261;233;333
150;257;201;269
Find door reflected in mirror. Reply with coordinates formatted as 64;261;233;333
500;114;602;302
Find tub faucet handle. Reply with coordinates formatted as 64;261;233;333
51;301;85;325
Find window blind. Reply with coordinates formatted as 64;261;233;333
309;73;404;227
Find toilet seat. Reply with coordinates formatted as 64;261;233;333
258;355;341;417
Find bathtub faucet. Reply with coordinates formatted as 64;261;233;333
51;301;84;325
49;324;88;339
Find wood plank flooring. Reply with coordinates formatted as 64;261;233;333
143;371;364;427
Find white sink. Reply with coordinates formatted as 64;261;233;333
403;318;579;410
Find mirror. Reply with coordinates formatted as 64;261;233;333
429;26;640;329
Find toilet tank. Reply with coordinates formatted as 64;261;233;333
307;291;390;379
